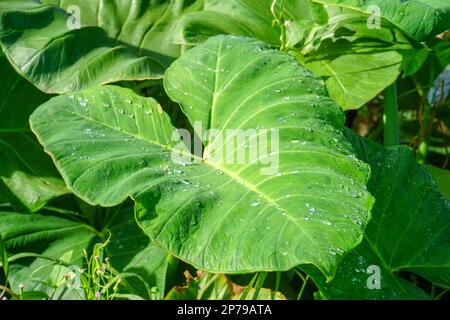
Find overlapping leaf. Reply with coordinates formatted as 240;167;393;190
313;0;450;42
0;210;96;299
0;204;172;299
425;165;450;200
41;0;202;65
0;1;166;93
304;133;450;299
0;53;68;212
175;0;418;109
104;204;176;299
30;35;374;277
176;0;327;48
300;9;406;109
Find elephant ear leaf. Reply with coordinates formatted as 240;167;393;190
313;0;450;42
0;2;165;94
176;0;281;47
40;0;202;64
0;53;69;212
300;10;405;110
176;0;327;48
30;35;374;278
304;132;450;299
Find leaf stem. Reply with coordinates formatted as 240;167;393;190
240;273;258;300
434;289;449;300
383;82;400;146
411;75;435;163
416;102;435;164
294;268;309;300
297;275;309;300
270;0;287;51
251;272;268;300
0;285;18;300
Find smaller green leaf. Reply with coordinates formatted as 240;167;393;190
425;165;450;199
0;54;69;212
401;47;430;77
105;204;176;299
0;204;173;300
1;211;96;299
313;0;450;42
177;1;422;109
301;11;405;110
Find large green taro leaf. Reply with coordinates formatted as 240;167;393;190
313;0;450;42
0;53;68;212
304;133;450;299
0;1;165;93
0;204;172;299
41;0;202;65
30;36;374;277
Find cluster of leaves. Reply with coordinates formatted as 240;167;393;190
0;0;449;300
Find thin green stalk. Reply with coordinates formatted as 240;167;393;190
297;275;309;300
411;75;434;163
0;233;8;283
383;82;400;146
251;272;268;300
0;285;19;300
270;0;287;51
198;274;220;300
294;269;309;300
271;272;281;300
240;273;258;300
434;289;448;300
0;233;8;299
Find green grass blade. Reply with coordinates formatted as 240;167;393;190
251;272;268;300
0;233;8;281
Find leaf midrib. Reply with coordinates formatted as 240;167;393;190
208;39;223;138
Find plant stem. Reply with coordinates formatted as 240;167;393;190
383;82;400;146
411;75;434;163
417;102;435;164
297;275;309;300
270;272;282;300
434;289;449;300
240;273;258;300
251;272;268;300
0;285;19;300
270;0;287;51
